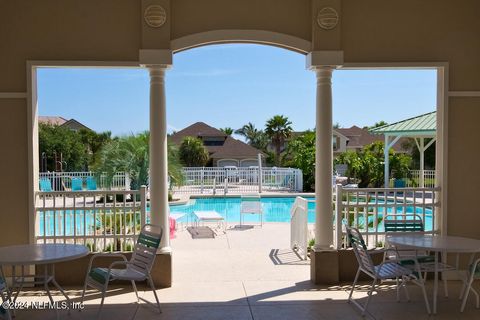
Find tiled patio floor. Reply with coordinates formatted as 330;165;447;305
9;223;480;319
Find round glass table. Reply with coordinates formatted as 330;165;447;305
0;243;89;313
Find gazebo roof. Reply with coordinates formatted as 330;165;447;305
370;111;436;137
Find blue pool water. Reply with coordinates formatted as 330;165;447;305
170;197;433;231
38;196;434;236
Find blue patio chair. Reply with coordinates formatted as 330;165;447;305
39;178;53;192
86;176;97;191
394;179;406;188
71;178;83;191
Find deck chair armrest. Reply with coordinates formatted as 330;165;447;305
368;248;399;259
469;257;480;274
86;253;128;274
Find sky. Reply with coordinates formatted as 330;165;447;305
37;44;437;137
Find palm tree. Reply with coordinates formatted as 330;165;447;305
179;136;209;167
93;131;183;190
265;115;293;166
219;127;234;135
235;122;268;150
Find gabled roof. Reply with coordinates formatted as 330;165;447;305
170;122;227;144
38;116;68;126
370;111;436;136
38;116;92;131
336;125;406;152
62;119;92;131
210;136;263;159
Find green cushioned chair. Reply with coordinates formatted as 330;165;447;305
347;226;431;316
384;214;450;297
81;224;163;318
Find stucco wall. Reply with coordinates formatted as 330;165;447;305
0;0;479;250
447;98;480;238
0;99;29;245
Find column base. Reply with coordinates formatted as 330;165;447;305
310;248;339;285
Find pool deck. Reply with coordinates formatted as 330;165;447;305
9;223;480;320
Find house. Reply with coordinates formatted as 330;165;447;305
333;126;408;155
169;122;264;167
39;116;92;132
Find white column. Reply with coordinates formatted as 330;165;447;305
420;137;425;188
313;66;334;250
384;135;390;187
148;65;171;252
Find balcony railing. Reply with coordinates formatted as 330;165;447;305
35;187;147;252
334;185;440;249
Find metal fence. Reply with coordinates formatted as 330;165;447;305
39;171;129;191
334;185;440;249
35;187;147;252
172;167;303;195
405;169;436;188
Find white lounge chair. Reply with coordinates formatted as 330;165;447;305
240;194;263;227
81;224;163;318
193;211;226;233
346;226;431;316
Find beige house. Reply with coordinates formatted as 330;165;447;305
1;0;479;292
333;125;407;155
169;122;264;167
39;116;92;132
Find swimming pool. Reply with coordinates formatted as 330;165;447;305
38;196;433;236
170;196;433;230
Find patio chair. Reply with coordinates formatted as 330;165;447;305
71;177;83;191
346;226;430;316
460;257;480;312
0;270;11;320
39;177;53;192
81;224;163;317
86;176;97;191
240;193;263;227
384;214;450;297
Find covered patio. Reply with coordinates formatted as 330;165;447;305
8;223;480;320
2;0;480;319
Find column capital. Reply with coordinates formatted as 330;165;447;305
139;49;173;68
306;51;343;70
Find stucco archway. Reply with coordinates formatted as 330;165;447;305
171;29;312;55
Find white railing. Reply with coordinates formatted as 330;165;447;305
172;167;303;195
335;185;440;249
34;186;147;252
290;196;311;260
39;171;129;191
405;169;436;188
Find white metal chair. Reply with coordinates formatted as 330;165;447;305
384;214;452;297
0;270;11;320
81;224;163;317
460;257;480;312
346;226;431;316
240;194;263;227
